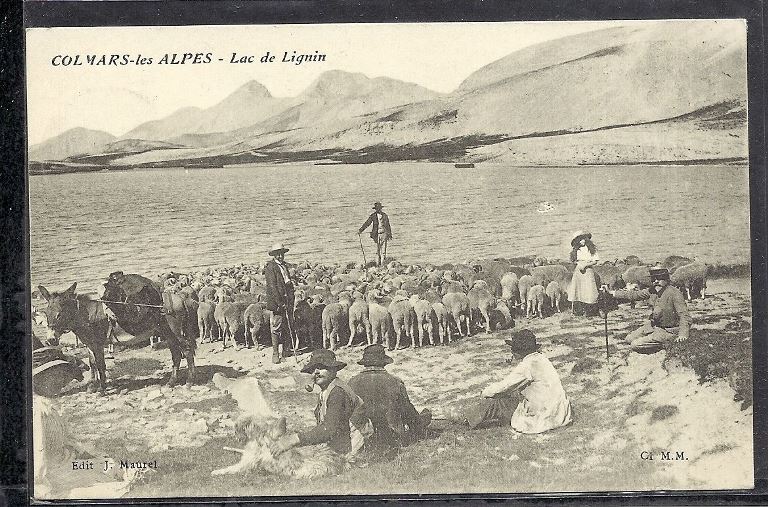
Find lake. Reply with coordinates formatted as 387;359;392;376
29;163;751;293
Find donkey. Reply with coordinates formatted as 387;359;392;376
38;283;111;393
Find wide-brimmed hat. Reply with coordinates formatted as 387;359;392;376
268;242;289;256
570;230;592;248
301;349;347;373
372;202;384;210
504;329;540;355
358;344;394;367
649;267;671;280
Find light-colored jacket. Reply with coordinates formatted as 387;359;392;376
482;352;572;434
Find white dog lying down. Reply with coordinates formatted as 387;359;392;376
210;373;345;478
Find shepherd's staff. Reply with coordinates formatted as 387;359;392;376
284;305;299;365
357;232;367;267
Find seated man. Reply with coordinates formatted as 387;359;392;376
464;329;572;433
611;267;690;353
348;344;432;459
270;349;370;458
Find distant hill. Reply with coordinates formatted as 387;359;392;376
34;22;748;168
121;80;290;141
29;128;116;161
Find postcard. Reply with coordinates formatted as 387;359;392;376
26;20;753;500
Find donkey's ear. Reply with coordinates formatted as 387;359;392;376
64;282;78;296
38;285;51;301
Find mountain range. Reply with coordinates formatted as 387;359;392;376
29;22;747;168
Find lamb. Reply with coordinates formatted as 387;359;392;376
468;284;495;334
243;303;268;349
670;262;708;300
526;284;545;319
321;293;352;350
389;293;416;349
409;295;434;346
197;301;217;343
545;281;564;312
347;293;372;347
210;374;343;479
429;302;450;345
441;292;471;338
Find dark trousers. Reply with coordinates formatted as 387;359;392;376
464;395;520;430
270;305;294;358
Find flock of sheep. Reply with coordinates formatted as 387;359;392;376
159;254;708;352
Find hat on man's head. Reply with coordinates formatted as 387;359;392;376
268;242;289;256
300;349;347;373
372;202;384;210
504;329;540;355
358;344;394;367
570;230;592;248
649;266;670;280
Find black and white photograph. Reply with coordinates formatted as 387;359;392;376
25;19;753;499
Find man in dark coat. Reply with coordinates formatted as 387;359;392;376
264;242;295;364
358;202;393;267
348;344;431;459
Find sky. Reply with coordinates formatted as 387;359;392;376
27;21;651;145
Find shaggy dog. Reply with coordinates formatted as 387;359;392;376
210;373;344;478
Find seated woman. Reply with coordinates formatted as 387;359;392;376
464;330;572;433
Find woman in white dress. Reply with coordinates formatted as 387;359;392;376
566;230;599;316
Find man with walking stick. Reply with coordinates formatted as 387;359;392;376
265;242;296;364
358;202;393;267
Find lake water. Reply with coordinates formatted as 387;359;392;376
29;163;751;293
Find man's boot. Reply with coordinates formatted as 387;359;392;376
271;334;281;364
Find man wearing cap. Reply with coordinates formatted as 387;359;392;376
611;267;690;353
269;349;370;458
348;344;432;459
358;202;393;267
465;330;572;434
265;242;295;364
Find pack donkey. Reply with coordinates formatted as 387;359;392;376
39;272;199;393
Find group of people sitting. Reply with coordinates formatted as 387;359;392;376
267;328;574;464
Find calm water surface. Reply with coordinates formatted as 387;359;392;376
29;163;751;293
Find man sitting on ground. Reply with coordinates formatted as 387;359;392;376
269;349;370;459
610;266;690;353
464;329;572;433
348;344;432;459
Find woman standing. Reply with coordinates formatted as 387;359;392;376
567;230;599;316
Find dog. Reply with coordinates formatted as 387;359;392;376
210;373;344;478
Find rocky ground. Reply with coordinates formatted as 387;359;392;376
42;278;753;497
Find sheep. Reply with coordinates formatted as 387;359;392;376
389;293;416;349
367;298;392;348
530;265;569;287
198;286;217;302
670;262;708;300
468;285;495;334
321;294;352;350
500;272;520;307
347;293;372;346
197;301;217;343
662;255;694;273
214;302;249;349
441;292;471;338
410;295;434;346
545;281;564;313
518;274;534;308
429;302;450;345
621;266;652;289
526;284;545;319
592;264;625;290
489;301;514;331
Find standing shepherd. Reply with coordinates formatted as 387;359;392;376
358;202;393;267
265;242;295;364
